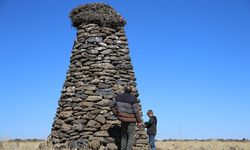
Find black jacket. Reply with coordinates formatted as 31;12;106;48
145;116;157;135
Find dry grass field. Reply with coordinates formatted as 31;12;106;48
156;140;250;150
0;139;249;150
0;139;46;150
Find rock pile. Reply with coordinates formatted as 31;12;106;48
48;3;149;150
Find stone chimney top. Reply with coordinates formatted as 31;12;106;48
70;3;127;29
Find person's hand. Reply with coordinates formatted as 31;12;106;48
137;122;142;128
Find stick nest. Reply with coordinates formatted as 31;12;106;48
70;3;126;28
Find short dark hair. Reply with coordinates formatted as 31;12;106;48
147;109;153;114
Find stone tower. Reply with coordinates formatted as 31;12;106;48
48;3;149;150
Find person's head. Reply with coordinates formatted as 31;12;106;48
147;109;154;117
124;85;132;93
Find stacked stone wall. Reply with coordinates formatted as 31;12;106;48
48;3;149;150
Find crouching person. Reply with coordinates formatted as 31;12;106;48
110;85;142;150
144;110;157;150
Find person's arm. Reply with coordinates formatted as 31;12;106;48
132;103;142;123
144;117;153;128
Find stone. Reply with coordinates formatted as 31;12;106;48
85;90;94;95
94;46;106;51
136;139;148;144
104;137;115;144
93;63;115;69
90;78;100;84
74;112;86;116
96;88;115;97
64;117;74;123
69;132;78;136
82;113;92;119
135;130;147;135
95;114;106;124
99;146;105;150
83;127;97;131
66;86;75;93
38;142;46;150
86;120;101;128
83;85;97;91
88;49;99;54
101;124;112;130
69;135;80;140
92;137;105;143
105;143;118;150
89;140;101;150
107;45;119;49
58;111;73;119
98;83;112;89
63;106;72;111
96;99;111;106
80;101;94;107
54;119;63;126
103;112;113;118
73;119;88;124
98;106;111;111
68;138;88;149
73;106;82;110
90;109;101;115
101;49;113;55
98;42;108;47
61;123;71;132
94;131;109;137
72;123;84;131
106;120;120;125
86;96;102;102
86;36;103;43
100;110;108;114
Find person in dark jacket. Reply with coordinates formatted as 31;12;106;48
110;85;142;150
144;110;157;150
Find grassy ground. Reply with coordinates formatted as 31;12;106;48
0;139;46;150
156;140;250;150
0;139;250;150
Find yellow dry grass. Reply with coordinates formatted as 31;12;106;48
0;140;45;150
1;140;250;150
156;140;250;150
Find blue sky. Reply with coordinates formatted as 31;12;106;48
0;0;249;140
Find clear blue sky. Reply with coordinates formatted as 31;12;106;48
0;0;249;140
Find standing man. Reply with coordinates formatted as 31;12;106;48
110;85;142;150
144;110;157;150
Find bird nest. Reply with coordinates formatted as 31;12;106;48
70;3;126;29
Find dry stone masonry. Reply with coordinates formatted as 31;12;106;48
48;3;149;150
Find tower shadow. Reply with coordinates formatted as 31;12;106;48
108;125;122;149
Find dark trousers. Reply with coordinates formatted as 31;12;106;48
121;122;136;150
149;134;156;150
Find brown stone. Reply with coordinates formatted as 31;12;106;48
86;120;101;128
80;101;94;107
94;131;109;137
105;143;118;150
86;96;102;102
136;139;148;144
106;120;120;125
60;123;71;132
58;111;73;119
89;140;101;150
95;114;106;124
101;124;112;130
83;127;97;131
